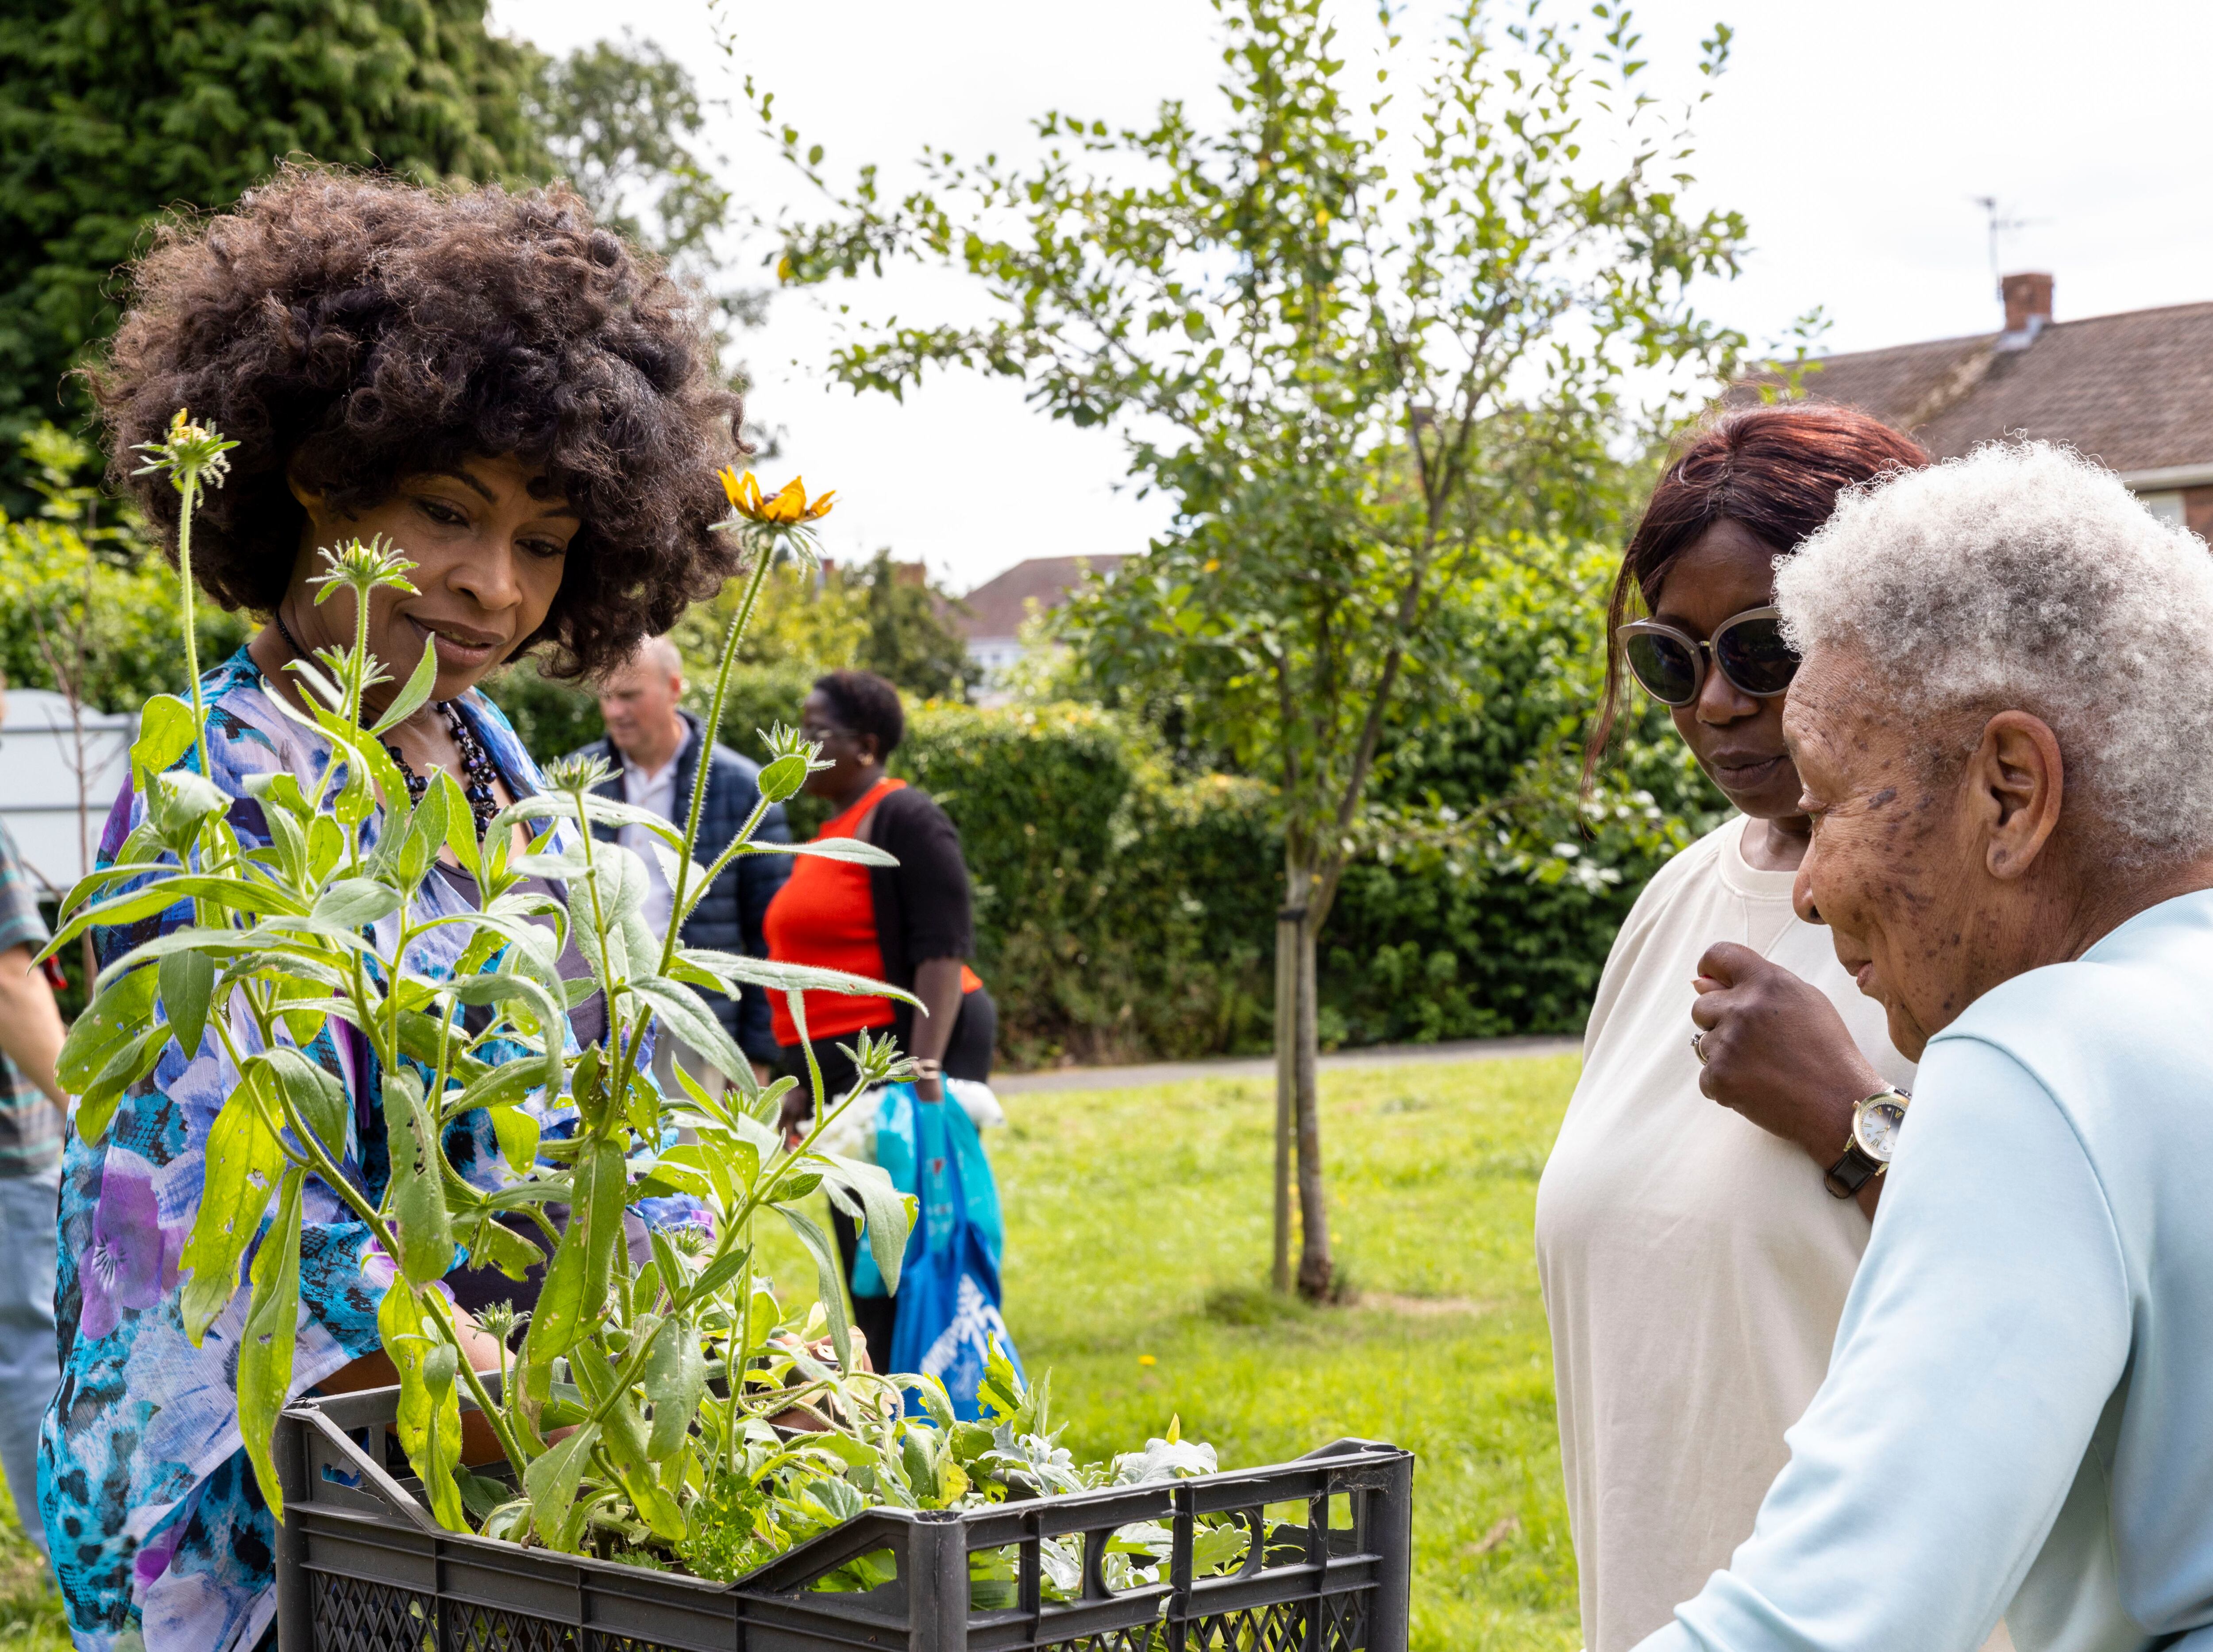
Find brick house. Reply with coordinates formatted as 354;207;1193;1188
1739;273;2213;537
954;554;1128;690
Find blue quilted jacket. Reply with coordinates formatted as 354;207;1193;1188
572;710;791;1063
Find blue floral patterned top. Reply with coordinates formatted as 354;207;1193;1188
37;649;694;1652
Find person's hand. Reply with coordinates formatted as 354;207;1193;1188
776;1087;810;1144
1689;943;1885;1170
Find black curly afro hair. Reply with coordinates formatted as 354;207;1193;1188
92;165;746;678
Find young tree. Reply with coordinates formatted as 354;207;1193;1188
760;0;1747;1297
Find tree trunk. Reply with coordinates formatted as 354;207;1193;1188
1292;904;1331;1300
1272;856;1333;1300
1272;903;1297;1295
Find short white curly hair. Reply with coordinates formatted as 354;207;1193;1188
1774;440;2213;866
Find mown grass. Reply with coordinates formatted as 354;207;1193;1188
0;1479;63;1651
764;1051;1585;1652
0;1051;1582;1652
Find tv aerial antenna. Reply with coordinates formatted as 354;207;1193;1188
1971;196;2040;296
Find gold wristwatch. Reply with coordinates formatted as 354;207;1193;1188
1824;1085;1910;1199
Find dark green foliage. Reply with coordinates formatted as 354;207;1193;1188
890;691;1716;1066
0;0;550;505
890;704;1275;1066
1;428;249;712
479;664;603;767
852;551;973;702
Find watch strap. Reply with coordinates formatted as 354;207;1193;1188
1824;1140;1882;1199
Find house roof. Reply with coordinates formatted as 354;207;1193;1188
956;555;1130;639
1734;300;2213;478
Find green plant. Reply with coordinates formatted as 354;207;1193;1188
37;421;933;1559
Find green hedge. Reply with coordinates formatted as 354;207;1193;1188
890;701;1712;1067
889;704;1276;1066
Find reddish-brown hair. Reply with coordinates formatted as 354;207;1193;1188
1583;404;1929;784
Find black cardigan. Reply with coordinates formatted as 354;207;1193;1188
860;784;979;1051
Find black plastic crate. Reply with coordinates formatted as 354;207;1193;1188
273;1384;1414;1652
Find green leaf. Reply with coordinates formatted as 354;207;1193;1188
817;1155;915;1296
676;948;921;1008
487;1104;541;1171
447;964;566;1082
238;1168;305;1520
436;770;482;884
680;1242;751;1308
625;977;757;1087
646;1226;689;1305
381;1068;454;1285
523;1420;600;1548
460;1214;541;1280
641;1315;706;1460
378;1284;468;1531
520;1139;623;1371
307;815;346;882
144;769;227;846
369;634;441;736
74;1024;171;1144
262;1046;348;1161
755;752;808;803
179;1074;290;1344
56;966;158;1093
261;800;310;887
372;772;447;898
777;1204;853;1374
312;878;404;932
601;1391;686;1540
44;875;299;956
239;768;313;820
131;694;197;783
157;949;214;1063
746;836;898;867
55;861;171;923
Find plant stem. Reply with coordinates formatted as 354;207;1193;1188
662;537;777;977
176;475;213;782
726;1211;754;1475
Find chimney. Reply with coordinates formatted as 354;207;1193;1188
2001;271;2053;339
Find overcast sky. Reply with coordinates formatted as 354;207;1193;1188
494;0;2213;593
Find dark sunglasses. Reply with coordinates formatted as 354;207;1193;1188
1619;605;1798;707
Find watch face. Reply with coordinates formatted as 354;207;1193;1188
1854;1099;1907;1163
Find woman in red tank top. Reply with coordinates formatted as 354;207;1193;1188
762;670;995;1359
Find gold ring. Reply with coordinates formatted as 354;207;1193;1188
1691;1030;1708;1066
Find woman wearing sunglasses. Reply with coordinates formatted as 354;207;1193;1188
1533;406;2000;1652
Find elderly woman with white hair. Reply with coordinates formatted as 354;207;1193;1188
1634;441;2213;1652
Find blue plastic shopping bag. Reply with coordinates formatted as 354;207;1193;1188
850;1084;1025;1418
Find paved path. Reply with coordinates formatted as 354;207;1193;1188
993;1033;1581;1095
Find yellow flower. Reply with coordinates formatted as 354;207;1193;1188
1137;1354;1157;1367
718;467;835;526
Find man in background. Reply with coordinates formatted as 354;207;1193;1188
0;677;66;1555
570;637;790;1091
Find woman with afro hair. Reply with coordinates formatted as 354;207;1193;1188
41;167;741;1652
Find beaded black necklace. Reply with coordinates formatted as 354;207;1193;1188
270;608;505;838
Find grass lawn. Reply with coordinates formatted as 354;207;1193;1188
0;1049;1584;1652
0;1484;62;1650
768;1051;1586;1652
